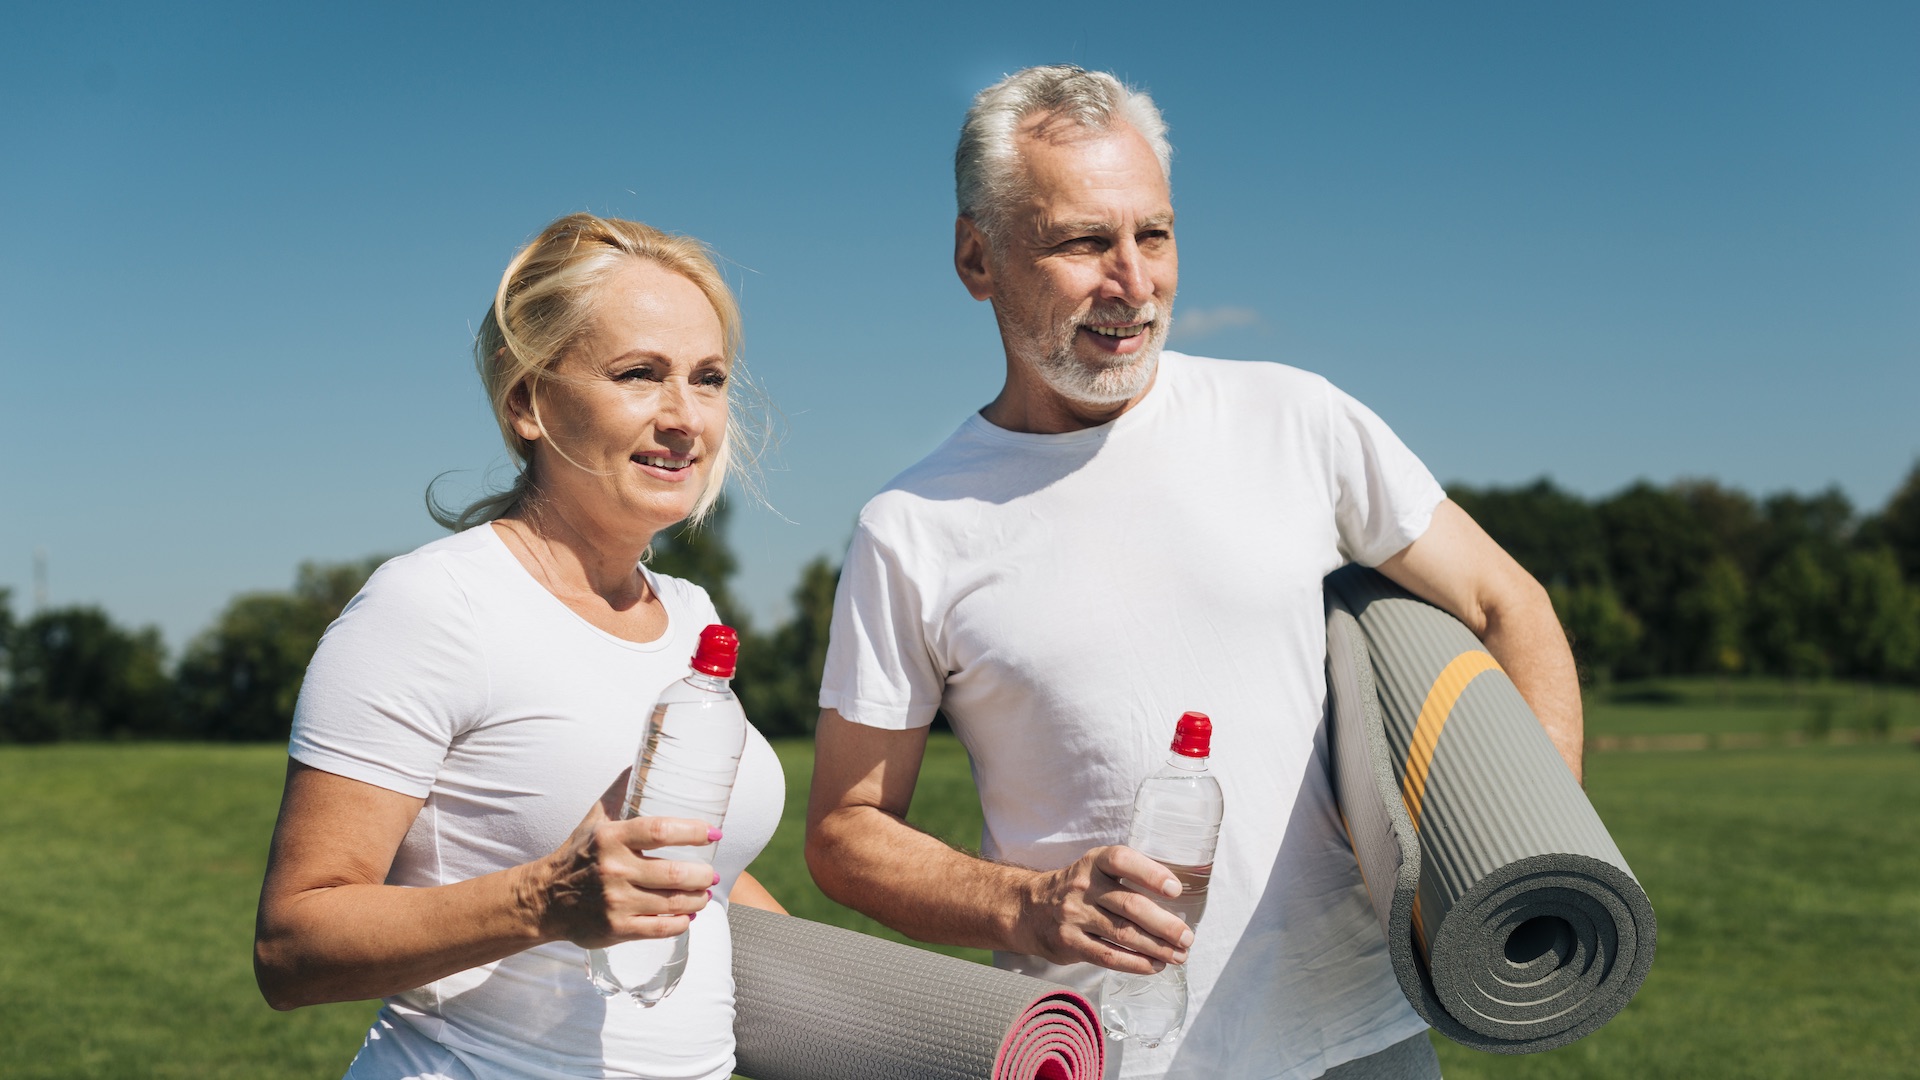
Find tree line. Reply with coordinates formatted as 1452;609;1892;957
1450;464;1920;684
4;463;1917;744
0;505;838;744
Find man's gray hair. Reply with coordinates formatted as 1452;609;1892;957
955;65;1171;247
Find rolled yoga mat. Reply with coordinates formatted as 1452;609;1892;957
1325;565;1657;1054
728;904;1104;1080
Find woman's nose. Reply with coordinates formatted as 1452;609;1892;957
654;379;706;438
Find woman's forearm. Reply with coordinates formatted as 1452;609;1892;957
255;861;553;1010
254;761;713;1010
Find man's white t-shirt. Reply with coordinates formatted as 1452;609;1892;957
290;524;784;1080
820;352;1446;1080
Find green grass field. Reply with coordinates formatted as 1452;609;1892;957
1;679;1915;1078
1584;678;1920;741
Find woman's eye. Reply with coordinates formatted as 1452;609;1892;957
698;371;729;388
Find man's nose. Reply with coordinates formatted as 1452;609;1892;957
1103;239;1155;306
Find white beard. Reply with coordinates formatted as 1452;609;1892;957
1028;302;1173;407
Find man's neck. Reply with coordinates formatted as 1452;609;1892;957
979;355;1162;435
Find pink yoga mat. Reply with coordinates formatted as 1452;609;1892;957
729;906;1104;1080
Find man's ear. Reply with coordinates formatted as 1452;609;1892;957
954;216;995;301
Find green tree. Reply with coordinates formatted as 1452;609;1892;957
1673;480;1764;583
1857;460;1920;583
1548;582;1643;685
735;556;840;737
1;606;171;742
1750;544;1838;679
1757;487;1854;571
1448;478;1608;588
0;588;15;704
1596;482;1716;676
174;556;386;741
1835;547;1920;682
1674;555;1750;675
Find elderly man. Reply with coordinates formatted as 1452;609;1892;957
805;66;1581;1080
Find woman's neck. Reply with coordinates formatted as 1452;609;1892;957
493;499;654;612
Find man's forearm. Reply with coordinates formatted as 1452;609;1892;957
1378;501;1585;785
1481;580;1584;784
806;710;1196;972
806;803;1033;951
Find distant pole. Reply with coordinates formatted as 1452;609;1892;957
32;547;47;612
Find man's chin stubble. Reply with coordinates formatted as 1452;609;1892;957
1035;336;1162;407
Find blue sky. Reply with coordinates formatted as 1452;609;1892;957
2;1;1915;650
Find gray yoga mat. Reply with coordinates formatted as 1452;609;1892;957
1325;565;1657;1054
729;905;1103;1080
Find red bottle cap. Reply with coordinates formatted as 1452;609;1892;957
1170;711;1212;757
691;624;739;678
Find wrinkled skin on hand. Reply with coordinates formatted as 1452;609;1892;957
1016;844;1194;975
532;768;719;949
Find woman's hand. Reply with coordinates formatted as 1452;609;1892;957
528;769;720;947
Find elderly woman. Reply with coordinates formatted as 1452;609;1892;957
254;213;784;1080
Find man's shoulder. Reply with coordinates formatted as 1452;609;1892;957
852;416;1009;527
1165;350;1336;399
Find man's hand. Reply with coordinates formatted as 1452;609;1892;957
809;710;1197;967
1015;845;1193;974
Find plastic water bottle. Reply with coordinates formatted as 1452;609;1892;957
586;624;748;1006
1099;711;1223;1048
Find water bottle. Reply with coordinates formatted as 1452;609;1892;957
1099;710;1223;1048
586;624;748;1006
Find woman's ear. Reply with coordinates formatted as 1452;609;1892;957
507;378;543;444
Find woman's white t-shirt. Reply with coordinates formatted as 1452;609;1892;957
289;524;783;1080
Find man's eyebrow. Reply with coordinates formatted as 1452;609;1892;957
1035;219;1116;241
1035;213;1176;241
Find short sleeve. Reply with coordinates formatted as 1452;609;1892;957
817;519;945;730
288;554;488;798
1327;382;1447;567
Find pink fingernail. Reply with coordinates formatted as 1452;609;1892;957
711;870;721;886
706;888;714;900
707;826;724;842
687;912;697;922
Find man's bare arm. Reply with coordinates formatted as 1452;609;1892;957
804;709;1193;973
1376;500;1585;783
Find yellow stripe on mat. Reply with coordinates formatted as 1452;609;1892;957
1400;650;1502;829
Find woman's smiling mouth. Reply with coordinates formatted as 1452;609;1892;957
632;452;696;479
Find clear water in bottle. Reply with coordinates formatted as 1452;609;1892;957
1099;712;1223;1049
585;625;746;1006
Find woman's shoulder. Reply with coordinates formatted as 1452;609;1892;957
358;526;510;601
642;566;723;628
320;527;522;650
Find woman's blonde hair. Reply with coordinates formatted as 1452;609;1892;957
430;212;748;531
